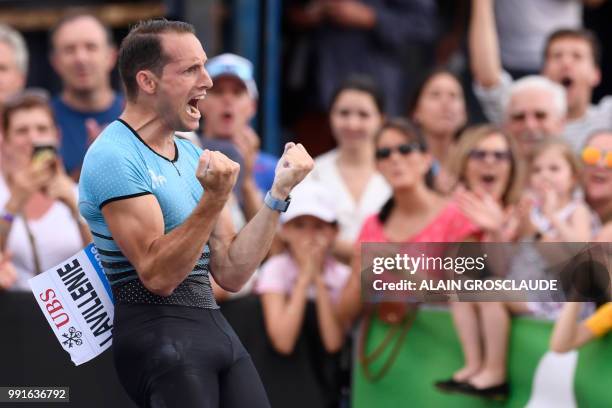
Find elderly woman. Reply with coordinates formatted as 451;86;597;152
0;91;91;290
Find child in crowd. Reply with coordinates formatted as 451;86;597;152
524;139;593;242
255;181;350;355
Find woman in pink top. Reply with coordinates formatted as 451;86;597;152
337;118;481;328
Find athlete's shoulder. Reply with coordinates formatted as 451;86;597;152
82;121;144;175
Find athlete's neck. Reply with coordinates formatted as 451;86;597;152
61;86;115;112
120;103;176;157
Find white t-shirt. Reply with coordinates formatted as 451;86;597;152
0;176;83;291
474;71;612;152
495;0;582;72
306;149;391;242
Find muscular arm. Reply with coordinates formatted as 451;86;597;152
469;0;502;88
208;188;283;292
240;177;263;221
209;143;314;292
102;192;226;296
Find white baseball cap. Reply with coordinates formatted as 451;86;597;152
280;181;337;224
206;53;258;99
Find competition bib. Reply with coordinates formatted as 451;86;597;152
28;244;114;366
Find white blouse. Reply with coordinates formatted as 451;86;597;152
307;149;391;242
0;176;83;291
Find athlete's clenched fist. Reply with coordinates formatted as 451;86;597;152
196;149;240;198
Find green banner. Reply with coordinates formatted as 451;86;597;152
353;309;612;407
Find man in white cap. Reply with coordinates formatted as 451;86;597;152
199;53;278;220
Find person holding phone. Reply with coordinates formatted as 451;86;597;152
0;91;91;291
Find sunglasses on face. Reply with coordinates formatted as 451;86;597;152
375;143;422;160
468;149;512;162
581;146;612;169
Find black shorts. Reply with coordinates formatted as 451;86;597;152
112;303;270;408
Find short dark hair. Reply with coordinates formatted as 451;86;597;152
544;28;602;67
329;74;385;114
118;19;195;101
2;90;56;136
50;11;114;50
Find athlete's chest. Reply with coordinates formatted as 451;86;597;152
144;156;203;231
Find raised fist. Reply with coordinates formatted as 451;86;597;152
271;143;314;198
196;150;240;199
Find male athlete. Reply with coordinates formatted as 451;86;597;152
79;19;313;408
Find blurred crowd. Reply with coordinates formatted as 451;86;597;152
1;0;612;406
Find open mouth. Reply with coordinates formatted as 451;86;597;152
186;95;204;119
560;77;573;88
221;111;234;122
480;174;498;187
481;174;496;183
589;173;609;184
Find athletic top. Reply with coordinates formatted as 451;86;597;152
79;119;218;308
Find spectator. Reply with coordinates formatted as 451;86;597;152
581;130;612;240
500;76;567;160
551;302;612;353
198;53;275;221
0;92;92;291
49;12;123;179
408;69;468;193
439;130;596;400
494;0;582;77
469;0;612;152
337;119;481;327
522;139;593;242
256;181;349;355
437;125;524;400
451;125;524;242
306;75;390;264
0;24;27;107
286;0;438;115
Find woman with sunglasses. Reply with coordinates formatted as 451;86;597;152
307;75;391;264
408;69;468;193
436;125;524;400
337;118;481;329
0;92;91;290
581;130;612;241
